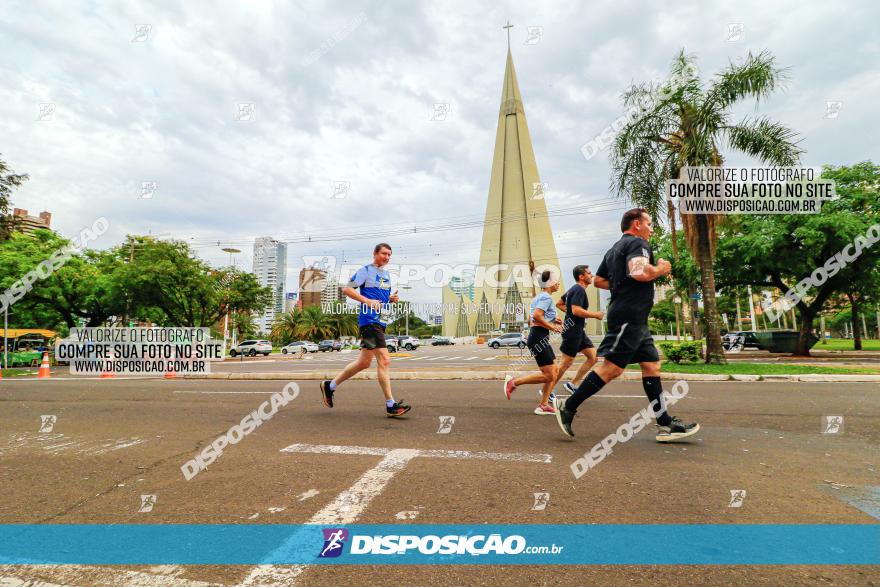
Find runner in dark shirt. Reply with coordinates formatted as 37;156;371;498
553;208;700;442
553;265;604;394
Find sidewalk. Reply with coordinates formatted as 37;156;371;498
180;370;880;382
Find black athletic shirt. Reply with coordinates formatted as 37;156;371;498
595;234;655;325
560;284;588;339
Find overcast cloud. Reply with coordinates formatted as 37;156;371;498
2;0;877;311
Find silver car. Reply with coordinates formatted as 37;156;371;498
486;333;526;349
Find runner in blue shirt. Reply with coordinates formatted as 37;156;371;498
503;270;563;415
319;243;411;417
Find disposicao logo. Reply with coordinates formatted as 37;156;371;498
318;528;349;558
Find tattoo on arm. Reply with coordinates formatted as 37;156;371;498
628;256;649;277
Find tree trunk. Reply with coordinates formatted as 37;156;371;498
794;307;817;356
687;283;701;339
847;291;862;351
695;215;725;364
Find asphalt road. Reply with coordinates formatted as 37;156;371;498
0;376;877;585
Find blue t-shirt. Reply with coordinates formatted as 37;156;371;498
529;291;556;325
347;264;393;327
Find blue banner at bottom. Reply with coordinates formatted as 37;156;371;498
0;524;876;565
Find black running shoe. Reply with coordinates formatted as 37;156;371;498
553;396;575;438
386;400;411;418
655;417;700;442
319;380;334;408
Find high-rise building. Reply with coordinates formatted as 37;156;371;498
9;208;52;234
299;266;327;308
442;47;599;337
252;237;287;333
320;273;344;308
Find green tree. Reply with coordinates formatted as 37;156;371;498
713;162;880;355
0;229;120;327
610;49;803;363
326;311;358;339
112;236;271;326
0;155;29;241
294;305;334;342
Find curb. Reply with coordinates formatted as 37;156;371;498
181;371;880;383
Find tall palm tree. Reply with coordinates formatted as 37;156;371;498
326;311;358;339
610;49;802;363
271;309;302;345
295;305;335;342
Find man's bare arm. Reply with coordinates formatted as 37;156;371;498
593;276;610;290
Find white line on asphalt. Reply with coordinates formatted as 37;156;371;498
0;567;213;587
242;443;553;585
483;357;496;361
463;356;478;361
173;390;277;395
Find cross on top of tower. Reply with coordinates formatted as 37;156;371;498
503;21;513;49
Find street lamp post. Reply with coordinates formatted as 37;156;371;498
399;285;413;336
3;305;8;370
673;295;682;342
220;248;241;352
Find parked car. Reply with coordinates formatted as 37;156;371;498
722;331;764;351
281;341;319;354
431;336;455;346
318;340;343;352
230;340;272;357
395;335;421;350
385;337;399;353
487;332;526;349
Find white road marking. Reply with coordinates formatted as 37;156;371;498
463;356;478;361
0;433;147;457
242;443;552;585
173;390;276;395
296;489;320;501
0;567;213;586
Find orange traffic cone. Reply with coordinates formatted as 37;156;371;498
99;348;115;379
38;351;51;379
164;363;177;379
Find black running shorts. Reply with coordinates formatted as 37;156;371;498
597;322;660;368
527;326;556;367
359;323;387;350
559;330;595;357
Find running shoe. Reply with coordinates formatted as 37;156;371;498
533;404;556;415
535;390;557;403
386;400;412;418
319;380;334;408
503;375;516;400
563;381;577;394
553;396;576;438
655;417;700;442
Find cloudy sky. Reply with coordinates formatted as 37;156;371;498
2;0;877;312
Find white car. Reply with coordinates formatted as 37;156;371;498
230;340;272;357
486;333;526;349
281;341;319;354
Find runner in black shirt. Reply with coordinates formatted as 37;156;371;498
552;265;604;394
553;208;699;442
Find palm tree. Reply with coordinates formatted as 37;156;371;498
295;305;335;342
610;49;802;363
271;309;302;345
326;311;358;339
